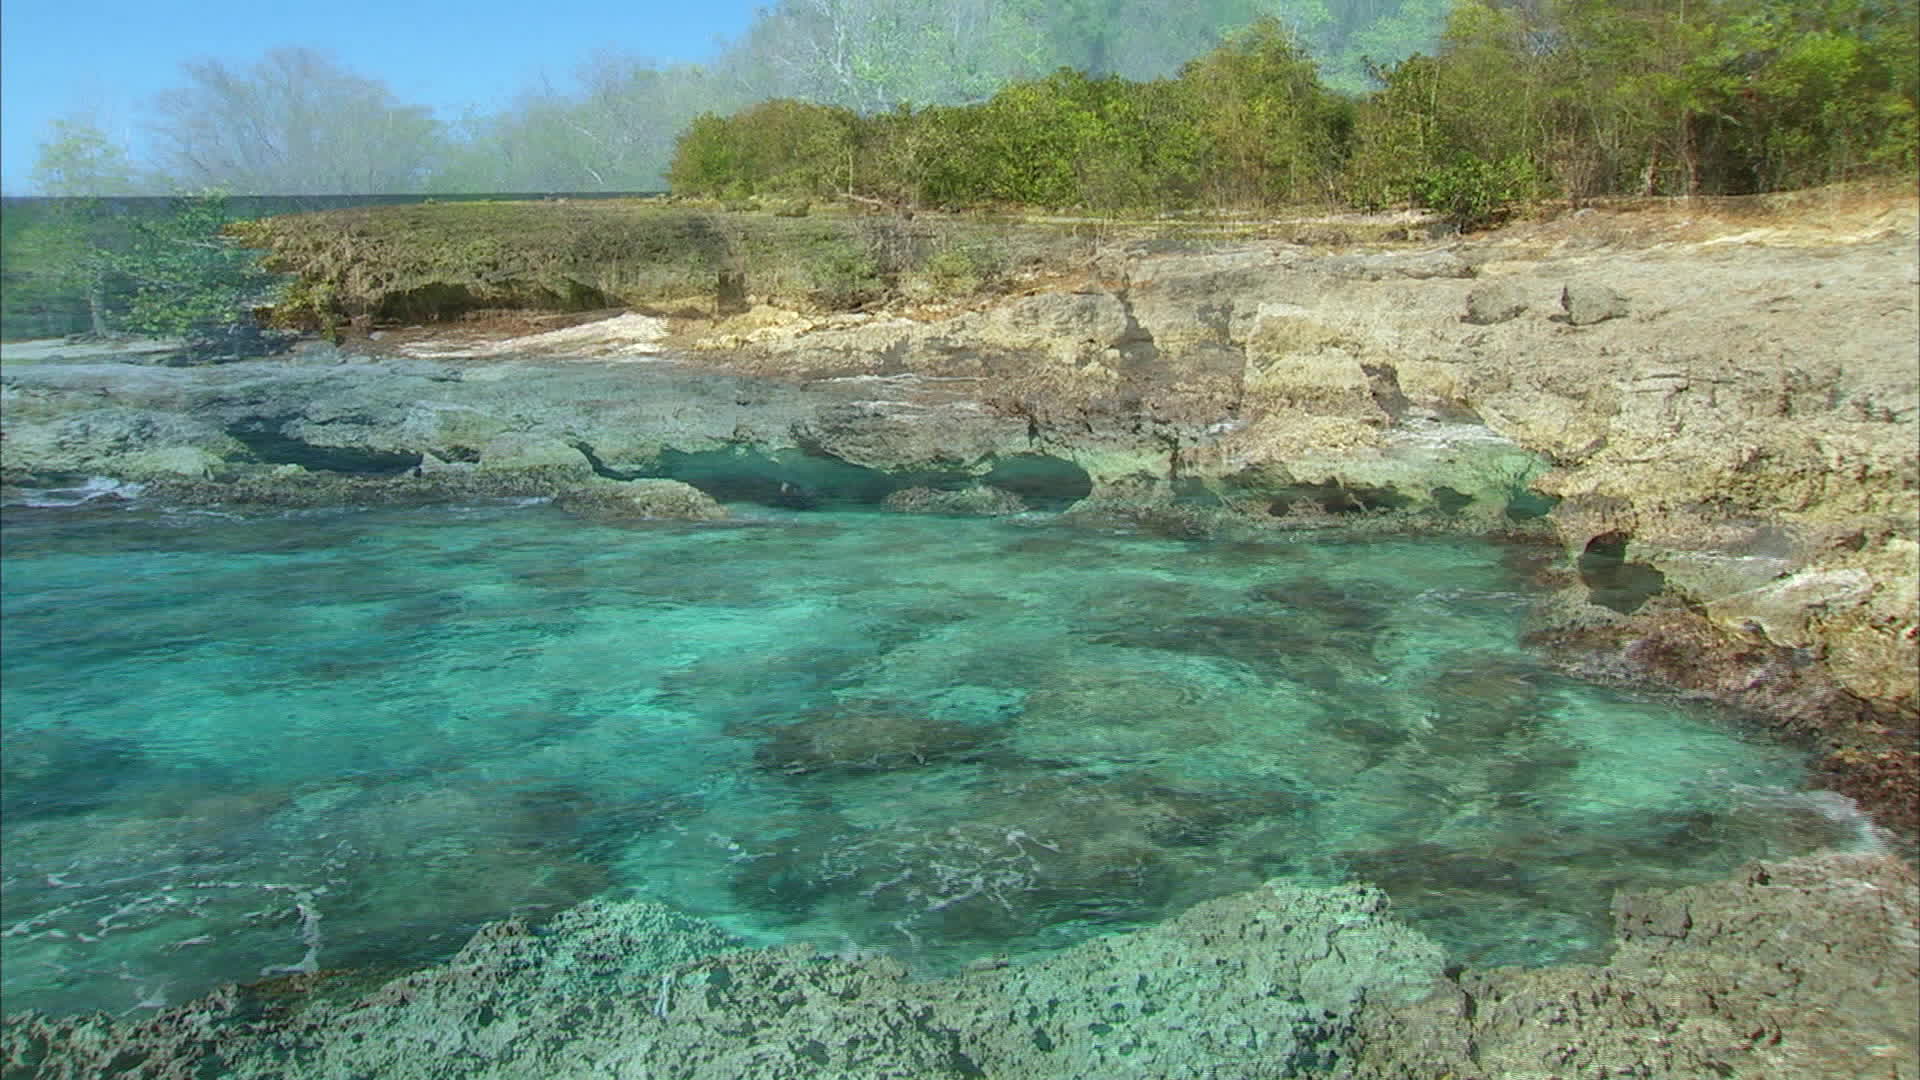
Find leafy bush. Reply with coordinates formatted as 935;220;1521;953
1414;154;1538;229
122;197;284;335
3;195;280;338
669;100;858;198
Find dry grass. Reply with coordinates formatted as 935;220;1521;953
233;199;1106;327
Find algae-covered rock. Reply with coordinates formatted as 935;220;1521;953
882;485;1027;516
477;432;595;477
1;882;1444;1080
120;446;225;478
1342;853;1920;1080
8;856;1908;1080
554;479;727;521
944;880;1447;1079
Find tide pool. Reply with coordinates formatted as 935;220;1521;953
0;499;1870;1017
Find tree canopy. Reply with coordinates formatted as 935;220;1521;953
13;0;1917;221
22;0;1465;197
666;0;1917;216
148;48;440;195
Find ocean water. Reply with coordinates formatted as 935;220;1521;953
0;497;1872;1018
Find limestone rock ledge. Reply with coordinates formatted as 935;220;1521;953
2;880;1445;1079
1341;853;1919;1080
5;855;1911;1080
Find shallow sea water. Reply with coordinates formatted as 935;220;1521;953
0;498;1874;1017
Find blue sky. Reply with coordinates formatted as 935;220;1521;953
0;0;765;193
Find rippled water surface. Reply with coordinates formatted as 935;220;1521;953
0;500;1867;1016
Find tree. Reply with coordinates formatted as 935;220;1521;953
27;116;149;196
1175;18;1344;205
4;201;127;334
730;0;1037;111
4;196;278;339
149;48;441;194
116;196;283;337
11;118;150;334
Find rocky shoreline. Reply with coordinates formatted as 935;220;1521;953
7;196;1914;825
5;854;1914;1078
4;196;1916;1076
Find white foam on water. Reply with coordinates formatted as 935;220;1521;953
5;476;146;508
1722;782;1890;854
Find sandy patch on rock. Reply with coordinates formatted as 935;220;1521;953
398;312;669;360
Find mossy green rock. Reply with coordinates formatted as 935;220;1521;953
554;479;728;521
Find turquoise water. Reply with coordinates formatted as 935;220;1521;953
0;498;1869;1018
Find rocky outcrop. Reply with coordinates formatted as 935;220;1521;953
0;350;1042;513
1464;280;1529;325
1341;853;1920;1080
8;857;1912;1080
553;478;728;521
2;880;1445;1079
1560;280;1630;325
697;206;1920;826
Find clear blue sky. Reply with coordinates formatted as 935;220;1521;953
0;0;765;193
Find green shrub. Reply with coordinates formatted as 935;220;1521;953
1414;154;1538;229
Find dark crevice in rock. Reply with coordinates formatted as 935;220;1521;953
644;447;960;509
978;454;1093;506
650;448;841;508
568;441;646;482
375;279;615;323
1171;476;1221;505
1362;363;1413;421
632;444;1091;512
1504;488;1561;521
1110;291;1160;371
225;419;420;475
1577;531;1669;614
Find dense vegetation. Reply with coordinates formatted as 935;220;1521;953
0;197;281;343
668;0;1919;218
19;0;1457;197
